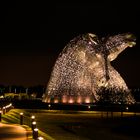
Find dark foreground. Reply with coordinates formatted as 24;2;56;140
2;99;140;140
6;109;140;140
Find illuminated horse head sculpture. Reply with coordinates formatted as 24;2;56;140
43;33;136;104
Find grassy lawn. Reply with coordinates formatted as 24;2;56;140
2;109;140;140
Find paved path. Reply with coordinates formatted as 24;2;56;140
0;123;27;140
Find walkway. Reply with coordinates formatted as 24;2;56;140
0;123;27;140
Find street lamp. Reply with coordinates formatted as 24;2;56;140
33;128;38;139
126;107;129;111
20;112;23;125
31;115;35;122
0;111;2;122
32;121;37;130
48;104;51;110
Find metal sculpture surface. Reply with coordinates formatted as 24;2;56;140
43;33;136;104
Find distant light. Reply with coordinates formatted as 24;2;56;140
47;99;50;103
48;104;51;108
54;99;59;103
88;105;91;109
0;95;4;98
31;116;35;119
69;98;74;103
20;112;23;115
85;97;90;103
126;107;129;110
32;121;36;125
62;96;67;103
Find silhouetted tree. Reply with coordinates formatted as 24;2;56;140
97;86;133;105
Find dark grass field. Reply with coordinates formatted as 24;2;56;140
3;109;140;140
28;110;140;140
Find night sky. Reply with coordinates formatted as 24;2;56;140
0;1;140;87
